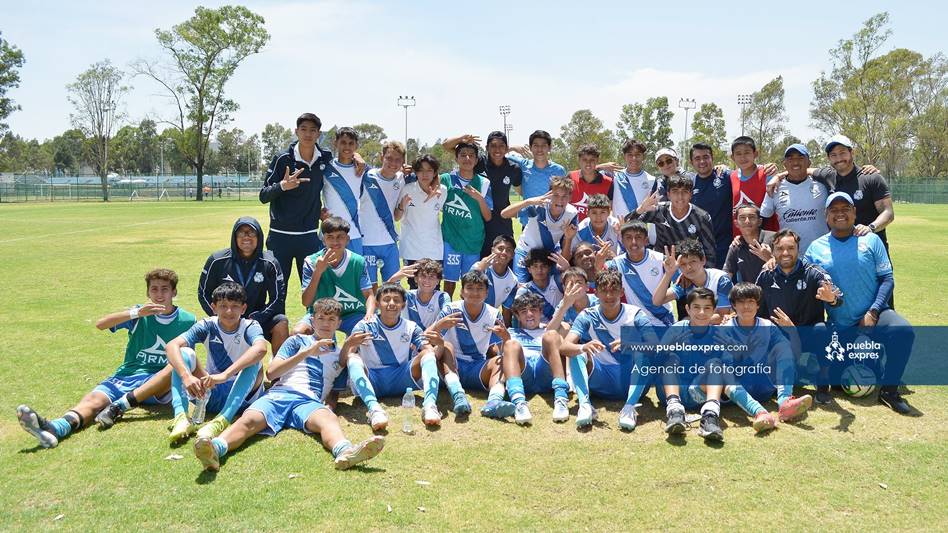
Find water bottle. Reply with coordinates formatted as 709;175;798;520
401;388;415;434
191;394;209;425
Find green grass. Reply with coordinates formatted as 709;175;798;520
1;201;946;531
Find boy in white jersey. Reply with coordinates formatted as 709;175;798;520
429;270;511;419
611;139;657;220
515;248;564;323
361;141;407;288
653;239;733;323
389;258;451;330
165;283;268;443
603;220;675;326
322;127;366;253
344;283;447;430
192;298;384;471
501;175;578;282
472;235;519;326
565;193;620;260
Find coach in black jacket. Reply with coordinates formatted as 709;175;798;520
198;216;289;352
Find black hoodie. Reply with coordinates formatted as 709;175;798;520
198;216;286;328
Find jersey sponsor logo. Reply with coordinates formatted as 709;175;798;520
784;208;818;222
853;190;864;201
136;336;170;365
333;287;361;308
713;176;723;188
445;195;473;219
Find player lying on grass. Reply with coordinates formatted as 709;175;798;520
193;298;384;472
17;269;196;448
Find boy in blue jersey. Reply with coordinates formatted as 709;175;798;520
165;283;268;443
565;193;620;261
429;270;510;419
501;176;578;282
17;269;196;449
472;235;519;326
361;141;407;289
603;220;676;326
515;248;564;323
192;298;384;471
322;127;367;253
389;258;451;330
343;283;446;430
507;130;568;225
653;239;733;322
689;143;733;268
549;267;598;337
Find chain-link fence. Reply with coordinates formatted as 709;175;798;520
0;174;263;202
890;178;948;204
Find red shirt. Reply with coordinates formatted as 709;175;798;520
730;167;779;235
569;170;613;221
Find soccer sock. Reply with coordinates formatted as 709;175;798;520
420;354;439;409
50;418;72;438
125;391;141;408
700;399;721;417
171;349;197;417
725;384;766;416
775;355;795;407
487;382;505;404
552;378;569;401
331;439;352;459
666;394;683;416
347;358;380;412
219;363;261;422
569;355;591;406
506;377;526;406
444;372;465;398
211;437;229;458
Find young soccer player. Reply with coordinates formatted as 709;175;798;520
568;144;614;221
507;130;568;225
570;241;602;292
323;127;367;253
343;283;446;430
603;220;675;326
17;269;196;448
629;173;717;265
297;216;376;336
389;258;451;330
611;139;658;220
192;298;384;472
396;154;446;289
515;248;564;323
549;267;598;336
361;141;407;288
501;175;578;282
440;141;493;296
728;136;779;235
723;202;775;284
472;235;519;325
653;239;733;322
165;283;268;443
566;193;620;260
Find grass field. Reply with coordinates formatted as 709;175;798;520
1;201;946;531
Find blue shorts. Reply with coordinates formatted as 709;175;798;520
200;377;264;416
346;238;363;255
94;372;170;405
442;240;480;283
512;247;530;283
246;388;327;436
297;312;363;336
588;358;626;401
521;355;554;395
366;360;421;398
363;243;401;284
457;358;489;391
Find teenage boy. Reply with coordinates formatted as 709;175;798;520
628;174;717;265
390;258;451;330
192;298;384;472
689;142;733;268
723;202;775;284
440;141;493;296
603;220;676;326
17;269;196;448
760;144;829;252
360;141;407;288
568;144;614;221
472;235;519;326
728;136;779;235
653;239;733;322
501;175;578;282
566;193;620;259
508;130;568;225
298;216;376;336
549;267;599;336
323;127;367;253
612;139;658;220
515;248;565;323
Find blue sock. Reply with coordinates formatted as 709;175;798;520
331;439;352;458
115;396;131;412
726;385;766;416
50;417;72;438
218;363;261;422
552;378;569;401
487;383;505;403
625;355;649;406
444;372;465;398
775;353;795;407
420;354;439;408
507;377;526;405
171;349;197;417
347;358;379;412
211;437;228;458
569;355;591;406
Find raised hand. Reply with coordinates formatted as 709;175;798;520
491;323;511;342
532;191;554;206
563;223;578;241
562;282;585;306
662;245;678;272
389;263;418;282
770;307;795;327
316;248;341;272
748;240;773;262
762;162;778;177
815;281;839;304
137;301;167;317
581;340;605;355
280;167;308;191
636;190;660;214
433;312;464;331
766;172;787;196
463;185;484;202
549;251;570;272
342;331;373;351
299;338;336;357
596;162;624;173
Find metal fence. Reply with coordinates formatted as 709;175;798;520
0;174;263;202
890;178;948;204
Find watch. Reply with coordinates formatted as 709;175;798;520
868;223;877;233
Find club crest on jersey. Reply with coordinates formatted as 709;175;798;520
796;279;807;291
687;224;697;234
253;272;264;283
811;183;823;198
319;163;326;170
445;195;472;219
503;176;510;185
400;332;411;343
713;176;723;188
853;190;864;201
649;266;660;277
393;182;401;190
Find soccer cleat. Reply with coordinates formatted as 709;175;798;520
664;407;686;435
752;411;777;433
697;412;724;441
480;399;515;419
618;403;640;431
879;390;912;415
334;435;385;470
168;412;196;444
196;415;230;440
514;403;533;426
451;392;472;415
16;405;58;449
552;397;569;422
367;407;389;431
95;402;125;429
193;437;220;472
422;404;442;427
576;403;595;428
815;386;833;405
778;395;813;423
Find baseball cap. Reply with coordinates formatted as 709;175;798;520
655;148;679;164
824;134;854;154
825;191;855;208
784;143;810;158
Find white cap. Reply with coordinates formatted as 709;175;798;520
824;134;854;153
654;147;679;163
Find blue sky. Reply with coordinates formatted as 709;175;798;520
4;1;944;152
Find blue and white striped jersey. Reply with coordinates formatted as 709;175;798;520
509;327;545;359
607;250;675;326
518;204;579;252
486;266;519;310
269;334;342;401
403;289;451;330
351;316;425;370
570;304;654;365
436;301;503;361
181;317;264;377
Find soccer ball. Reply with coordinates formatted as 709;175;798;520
840;364;879;398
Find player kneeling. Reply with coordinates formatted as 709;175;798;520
193;298;384;472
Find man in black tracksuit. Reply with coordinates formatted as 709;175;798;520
198;216;289;352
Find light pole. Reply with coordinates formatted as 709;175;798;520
738;94;752;136
397;96;416;158
678;98;696;169
504;123;513;140
499;105;511;136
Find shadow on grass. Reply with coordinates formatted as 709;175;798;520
18;444;47;454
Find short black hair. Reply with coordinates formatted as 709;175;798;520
689;142;714;160
296;113;321;129
529;130;553;147
677;238;705;260
686;287;716;306
454;141;479;157
511;291;544;313
620;220;649;238
578;144;600;158
212;282;247;305
336;127;358;142
321;216;351;235
732;200;761;219
524;247;553;270
411;154;440;174
667;173;694;192
731;136;757;153
622;139;647;155
773;228;801;247
596;269;622;291
729;282;762;304
561;266;588;284
376;282;407;303
486;131;508;147
460;269;488;290
587;193;610;211
492;234;516;249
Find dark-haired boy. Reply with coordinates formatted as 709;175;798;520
612;139;658;220
440;142;493;296
627;174;717;265
360;141;407;288
603;220;675;326
323;127;367;253
689;142;732;268
390;258;451;330
515;248;564;323
568;144;614;221
723;202;775;284
502;175;578;282
508;130;568;225
473;235;520;325
728;136;778;235
653;239;733;322
567;193;620;259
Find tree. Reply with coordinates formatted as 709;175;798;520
616;97;674;173
0;32;25;132
553;109;618;170
261;122;294;159
689;103;729;164
67;60;129;201
135;5;270;200
50;129;87;175
352;123;387;165
214;127;246;173
742;76;788;162
238;133;261;177
110;124;141;174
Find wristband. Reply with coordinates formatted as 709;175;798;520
129;307;140;320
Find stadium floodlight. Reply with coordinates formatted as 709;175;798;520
397;96;416;159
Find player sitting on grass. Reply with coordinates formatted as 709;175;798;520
165;283;268;443
17;269;196;448
472;235;519;326
501;175;578;282
515;247;564;323
429;270;510;419
192;298;384;472
388;258;450;330
343;283;445;430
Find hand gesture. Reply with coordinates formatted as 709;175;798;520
762;163;778;177
491;323;511;342
463;185;484;203
532;191;554;206
636;191;660;214
390;263;418;282
183;374;205;399
549;251;570;272
562;223;578;241
136;301;166;317
353;152;367;176
766;172;787;196
434;312;464;331
398;194;413;211
730;235;742;248
316;248;341;272
280;167;309;191
511;145;531;158
596;162;624;173
320;207;330;221
761;257;777;272
562;282;585;306
423;330;445;347
424;185;443;201
299;338;336;357
476;253;497;271
770;307;795;327
815;281;838;304
461;134;482;145
581;340;605;356
748;240;773;262
609;339;623;353
595;240;616;266
342;331;373;352
662;245;678;273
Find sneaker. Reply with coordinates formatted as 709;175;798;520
697;411;724;441
168;412;196;444
422;404;442;427
480;399;515;419
196;415;230;440
778;395;813;423
514;403;533;426
618;403;640;431
193;437;220;472
879;390;912;415
664;406;686;435
452;392;472;415
334;436;385;470
95;402;125;429
367;406;389;431
576;402;595;428
815;386;832;405
752;411;777;433
16;405;58;449
552;397;569;422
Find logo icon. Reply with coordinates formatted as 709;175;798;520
713;176;723;189
445;195;472;219
687;224;697;234
796;279;807;291
503;176;511;185
825;331;846;361
853;190;864;201
136;336;170;365
253;272;264;283
333;287;361;307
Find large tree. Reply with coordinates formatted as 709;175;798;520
742;76;788;162
67;60;129;201
135;5;269;200
689;103;729;164
261;122;294;160
352;123;387;165
553;109;618;170
0;32;25;133
50;129;87;175
616;97;674;173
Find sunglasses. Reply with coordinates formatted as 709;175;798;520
657;158;675;166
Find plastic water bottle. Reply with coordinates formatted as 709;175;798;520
191;394;209;425
401;388;415;434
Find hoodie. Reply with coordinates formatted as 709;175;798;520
198;216;286;328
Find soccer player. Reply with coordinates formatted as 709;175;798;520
298;216;376;336
17;269;196;448
653;239;733;322
603;220;676;326
191;298;384;472
723;202;775;284
689;142;733;269
566;193;620;259
515;248;565;323
570;241;602;292
568;144;614;221
611;139;658;220
396;154;446;289
507;130;568;225
472;235;519;325
165;283;268;443
259;113;333;289
322;127;367;253
760;143;829;252
343;283;445;429
804;192;914;414
197;216;289;353
549;267;599;336
440;141;493;296
627;174;717;266
389;258;451;330
501;175;578;282
728;136;779;235
360;141;407;289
